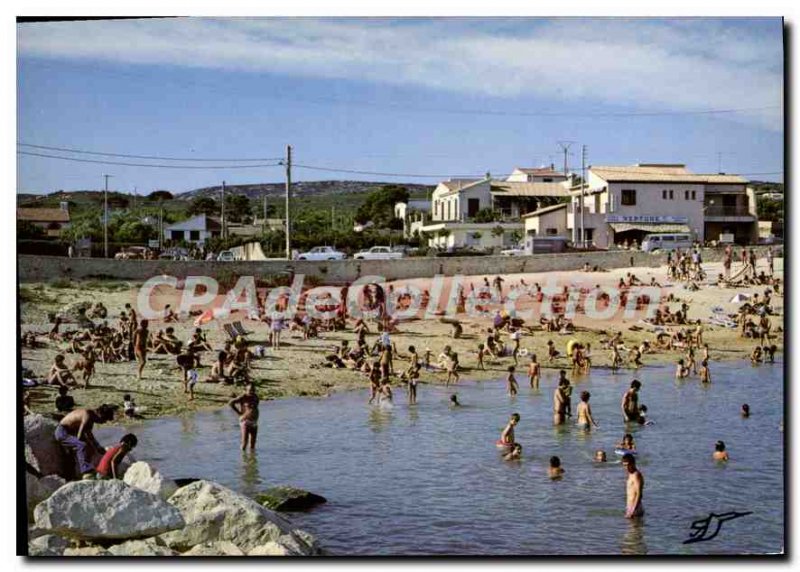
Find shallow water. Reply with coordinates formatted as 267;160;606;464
97;359;784;555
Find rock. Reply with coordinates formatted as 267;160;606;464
24;414;67;477
28;534;70;556
26;473;67;521
34;480;184;541
107;538;177;556
174;478;201;488
63;545;110;556
160;480;315;554
123;461;178;500
254;486;327;511
181;541;245;556
247;539;303;556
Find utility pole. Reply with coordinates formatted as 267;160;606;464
285;145;292;260
263;193;268;233
103;174;112;258
158;198;164;250
220;181;226;241
557;141;575;176
580;145;587;249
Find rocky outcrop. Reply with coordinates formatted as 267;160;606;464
63;546;110;556
26;474;67;522
28;534;70;556
255;486;327;511
34;480;184;541
181;541;245;556
160;480;318;554
24;415;67;477
107;538;177;556
123;462;178;500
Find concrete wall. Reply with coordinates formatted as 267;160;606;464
18;247;777;285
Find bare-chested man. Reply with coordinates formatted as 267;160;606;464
229;383;260;451
133;319;149;380
622;453;644;518
54;404;115;478
621;380;642;423
553;378;569;425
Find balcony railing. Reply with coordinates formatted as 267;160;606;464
704;205;753;217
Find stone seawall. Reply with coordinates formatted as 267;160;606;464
18;247;774;284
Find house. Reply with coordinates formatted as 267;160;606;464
394;199;431;238
422;221;524;251
522;203;569;239
17;203;71;237
567;164;757;248
163;214;222;245
505;166;569;183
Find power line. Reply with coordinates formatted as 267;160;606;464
18;142;282;162
17;150;283;170
293;163;509;179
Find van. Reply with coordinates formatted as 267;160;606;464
641;233;692;252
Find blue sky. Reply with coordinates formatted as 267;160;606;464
17;17;784;195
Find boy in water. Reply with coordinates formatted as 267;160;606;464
611;344;623;370
503;443;522;461
229;383;260;451
618;433;636;451
499;413;520;446
527;355;541;390
549;456;565;479
95;434;138;479
621;380;642;423
576;391;599;430
506;366;519;396
368;360;382;404
622;453;644;518
750;346;763;364
675;359;689;379
741;404;750;418
594;450;607;463
699;359;712;384
713;440;730;461
449;394;461;407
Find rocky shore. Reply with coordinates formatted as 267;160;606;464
25;414;324;557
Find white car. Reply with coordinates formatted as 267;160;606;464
501;247;526;256
297;246;347;261
353;246;405;260
216;250;235;262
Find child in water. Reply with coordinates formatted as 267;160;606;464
499;413;520;446
503;443;522;461
741;404;750;418
699;359;712;384
713;440;730;461
449;394;461;407
506;366;519;396
617;433;636;452
549;456;565;479
527;355;540;389
594;450;607;463
675;359;689;379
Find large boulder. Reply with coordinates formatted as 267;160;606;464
26;473;67;522
107;538;177;556
247;535;307;556
34;480;184;541
123;461;178;500
28;534;70;557
254;486;327;511
63;546;110;556
24;415;67;477
181;541;245;556
160;480;317;554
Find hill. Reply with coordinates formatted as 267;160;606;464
177;180;433;201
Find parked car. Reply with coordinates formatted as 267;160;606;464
641;233;693;253
500;246;526;256
353;246;405;260
216;250;235;262
297;246;347;261
114;246;151;260
158;247;190;261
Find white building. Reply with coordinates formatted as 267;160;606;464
422;222;524;251
163;214;222;245
505;166;569;183
522;203;569;238
395;199;431;238
567;164;757;248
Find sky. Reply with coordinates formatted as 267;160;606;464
16;17;785;195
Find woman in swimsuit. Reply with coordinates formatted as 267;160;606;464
229;383;260;451
576;391;598;430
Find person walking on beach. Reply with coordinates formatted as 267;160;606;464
229;383;260;451
133;319;149;380
621;380;642;423
622;453;644;518
767;246;774;276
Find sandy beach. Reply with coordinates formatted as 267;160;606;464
20;257;783;420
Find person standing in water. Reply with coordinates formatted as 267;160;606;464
229;383;260;451
506;366;519;396
499;413;520;446
553;378;569;425
622;453;644;518
528;355;540;390
621;380;642;423
576;391;599;430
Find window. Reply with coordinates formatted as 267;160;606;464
546;228;558;236
684;190;690;200
669;190;674;200
691;190;697;200
621;189;637;205
584;228;594;242
189;230;200;241
543;178;553;182
662;190;668;200
170;230;183;241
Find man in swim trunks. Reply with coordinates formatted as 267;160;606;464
621;380;642;423
55;404;115;479
622;453;644;518
229;383;260;451
553;379;569;425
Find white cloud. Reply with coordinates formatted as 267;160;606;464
17;17;783;130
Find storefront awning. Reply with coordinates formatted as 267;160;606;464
609;222;691;233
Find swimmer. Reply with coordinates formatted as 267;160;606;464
503;443;522;461
699;359;712;384
713;440;730;461
499;413;520;446
449;394;461;407
617;433;636;452
594;450;607;463
741;404;750;418
549;456;565;479
622;454;644;518
527;354;541;390
506;366;519;397
576;391;599;430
